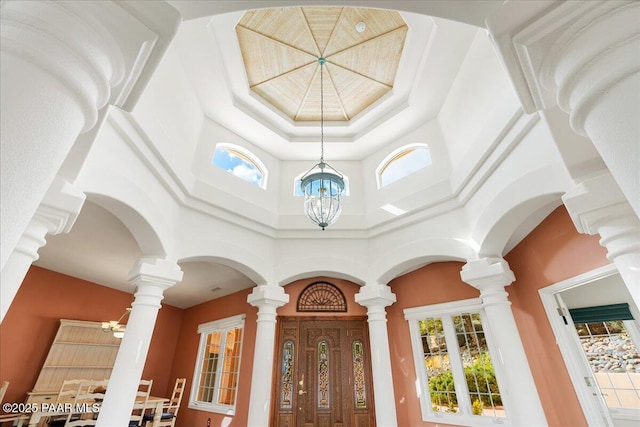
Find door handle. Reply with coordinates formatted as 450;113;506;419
298;374;306;395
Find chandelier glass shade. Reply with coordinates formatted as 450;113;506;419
102;307;131;339
300;58;345;230
301;163;345;230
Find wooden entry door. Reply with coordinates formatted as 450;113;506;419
273;318;376;427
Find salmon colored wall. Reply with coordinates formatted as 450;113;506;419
170;277;364;427
505;206;609;427
168;288;257;427
0;266;184;406
384;206;610;427
387;262;480;427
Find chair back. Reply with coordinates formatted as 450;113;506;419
166;378;186;415
148;378;186;427
65;379;109;427
0;381;8;404
55;379;90;404
129;379;153;426
0;381;29;425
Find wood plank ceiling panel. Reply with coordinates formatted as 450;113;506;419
236;6;407;122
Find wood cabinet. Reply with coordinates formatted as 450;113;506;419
27;319;121;403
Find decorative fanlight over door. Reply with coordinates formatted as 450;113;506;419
297;281;347;312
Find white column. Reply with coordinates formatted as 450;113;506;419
461;258;547;426
246;284;289;427
355;284;398;427
0;178;85;322
0;0;180;270
487;0;640;218
563;173;640;309
97;258;182;427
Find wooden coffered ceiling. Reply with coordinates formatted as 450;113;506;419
236;7;408;122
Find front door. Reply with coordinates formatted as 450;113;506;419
272;317;376;427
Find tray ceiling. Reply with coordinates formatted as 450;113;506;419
236;7;408;122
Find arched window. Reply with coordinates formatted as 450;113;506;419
212;143;268;189
293;172;350;196
297;281;347;312
376;144;431;188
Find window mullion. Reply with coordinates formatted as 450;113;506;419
624;319;640;351
213;328;227;405
442;315;471;415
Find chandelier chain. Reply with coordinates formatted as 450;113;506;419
320;59;324;163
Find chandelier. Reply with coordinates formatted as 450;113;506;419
300;58;345;230
102;307;131;339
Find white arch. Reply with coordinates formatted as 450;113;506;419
175;1;499;28
177;239;271;285
472;166;570;257
277;256;367;287
374;237;478;284
87;194;166;257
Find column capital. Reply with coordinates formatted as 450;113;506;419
1;1;180;130
247;284;289;310
562;172;638;235
127;258;183;290
355;284;396;309
487;1;638;119
34;177;86;235
461;258;515;291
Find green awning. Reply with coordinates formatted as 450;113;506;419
569;303;633;324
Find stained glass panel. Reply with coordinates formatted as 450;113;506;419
318;340;330;408
281;340;294;409
297;282;347;312
352;340;367;408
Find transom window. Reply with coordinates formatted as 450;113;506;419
405;299;508;425
376;144;431;188
189;314;245;415
212;143;267;189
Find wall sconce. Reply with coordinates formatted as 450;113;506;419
102;308;131;339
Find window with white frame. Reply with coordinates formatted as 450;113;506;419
376;143;431;188
189;314;245;415
404;299;509;425
212;143;268;189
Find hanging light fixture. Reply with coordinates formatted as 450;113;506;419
300;58;345;230
102;307;131;339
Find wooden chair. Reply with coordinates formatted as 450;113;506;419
0;381;8;404
64;379;109;427
47;379;92;426
129;379;153;427
0;412;29;427
0;381;30;427
143;378;186;427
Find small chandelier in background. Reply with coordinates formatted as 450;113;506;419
300;58;345;230
102;307;131;339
